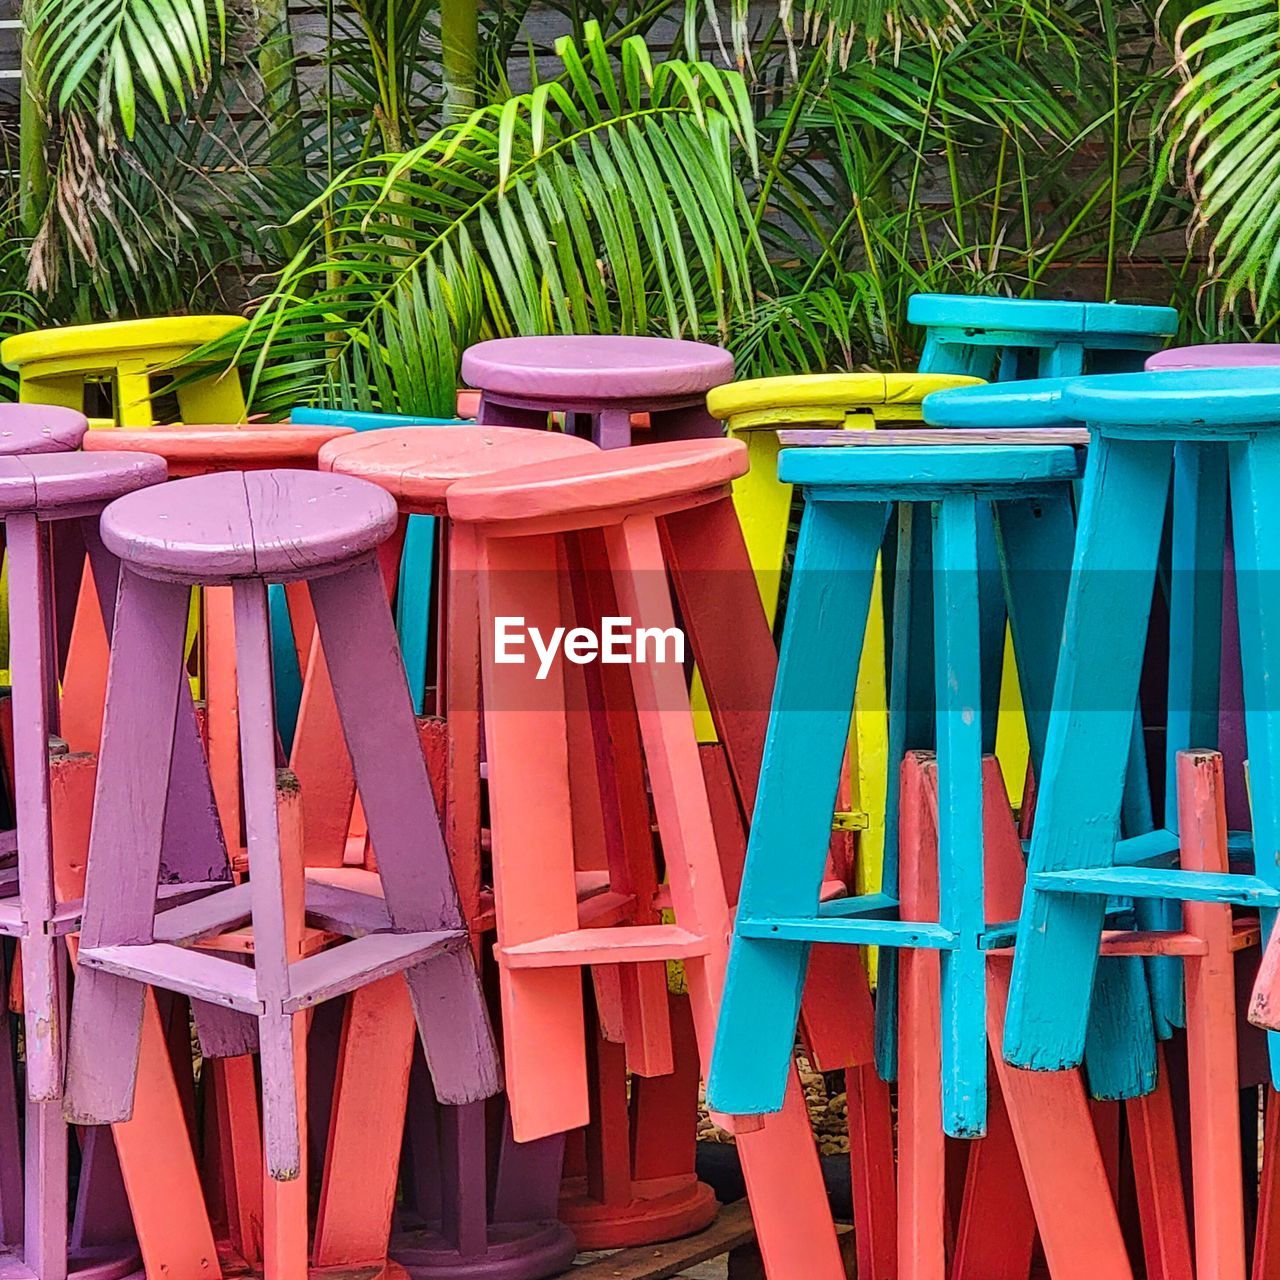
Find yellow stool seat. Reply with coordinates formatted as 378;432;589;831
2;316;249;428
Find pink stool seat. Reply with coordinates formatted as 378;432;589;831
1147;343;1280;370
446;439;747;526
318;425;598;513
0;451;164;515
0;404;89;455
83;423;353;475
462;336;734;403
100;469;397;584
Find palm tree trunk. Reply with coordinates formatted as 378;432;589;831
19;0;48;239
440;0;479;119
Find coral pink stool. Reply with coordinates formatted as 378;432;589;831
446;439;846;1279
64;469;500;1279
321;425;598;1279
461;336;733;449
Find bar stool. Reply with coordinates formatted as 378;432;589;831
1;316;248;428
321;425;593;1278
706;434;1089;1138
447;439;846;1279
461;336;733;449
0;444;223;1280
984;368;1280;1085
64;470;500;1186
324;427;718;1260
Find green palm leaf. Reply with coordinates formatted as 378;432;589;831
203;25;764;418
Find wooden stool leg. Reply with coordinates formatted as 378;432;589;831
706;498;888;1115
204;585;242;853
1179;750;1247;1279
1006;436;1174;1072
308;555;498;1107
932;493;987;1137
65;567;190;1125
846;1061;897;1280
1255;1089;1280;1278
6;514;61;1104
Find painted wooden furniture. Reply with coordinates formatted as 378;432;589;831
460;336;733;449
1;317;248;428
704;372;983;898
64;468;500;1275
321;424;595;1277
0;443;225;1280
706;434;1091;1138
447;439;847;1279
980;368;1280;1088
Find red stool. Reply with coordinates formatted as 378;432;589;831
446;440;845;1279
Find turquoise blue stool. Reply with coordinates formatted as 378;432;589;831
288;408;471;717
996;367;1280;1085
707;438;1085;1137
872;295;1180;1090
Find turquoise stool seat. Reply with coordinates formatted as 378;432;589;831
910;295;1179;380
288;407;472;717
866;295;1178;1092
707;439;1087;1138
999;367;1280;1086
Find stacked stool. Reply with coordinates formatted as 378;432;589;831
1;317;248;428
320;425;595;1278
446;439;846;1277
64;468;500;1278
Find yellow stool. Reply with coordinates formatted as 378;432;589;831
1;315;248;428
704;372;985;898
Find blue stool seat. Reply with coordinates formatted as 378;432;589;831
997;366;1280;1085
707;440;1090;1139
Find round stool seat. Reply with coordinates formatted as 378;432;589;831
448;439;747;526
83;422;353;475
319;425;600;512
0;451;165;515
1147;343;1280;370
0;404;89;455
1;316;246;369
923;377;1077;430
707;372;983;426
1061;367;1280;435
907;294;1178;340
101;469;397;585
778;443;1082;491
462;336;734;404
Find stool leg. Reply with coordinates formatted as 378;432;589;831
1233;437;1280;1077
707;498;888;1115
6;514;61;1103
232;579;305;1182
65;567;190;1125
308;556;500;1104
1005;436;1173;1071
932;494;987;1137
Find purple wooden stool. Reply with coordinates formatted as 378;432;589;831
63;469;501;1187
460;336;733;449
1;447;172;1280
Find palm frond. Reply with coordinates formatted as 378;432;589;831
204;25;764;418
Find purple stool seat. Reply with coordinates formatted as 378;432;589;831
0;404;88;456
1147;343;1280;370
100;469;397;584
461;336;734;449
0;451;165;515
